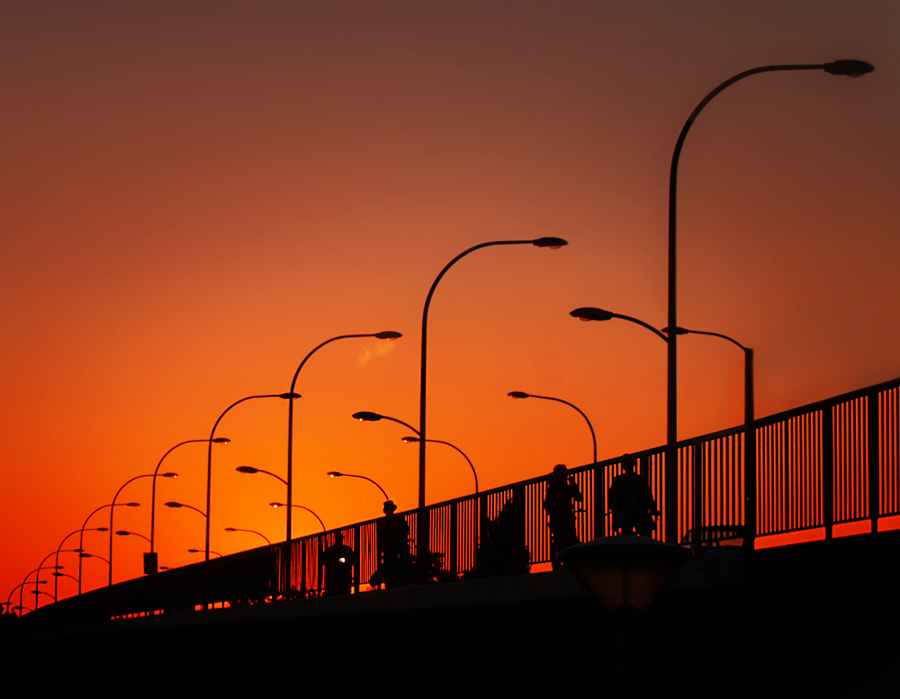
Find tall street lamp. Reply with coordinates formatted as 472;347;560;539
286;332;400;544
417;237;567;551
148;438;230;574
110;473;174;586
77;503;137;594
664;325;754;545
206;392;298;561
508;391;598;465
664;58;873;543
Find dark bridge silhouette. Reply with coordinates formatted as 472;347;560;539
11;376;899;624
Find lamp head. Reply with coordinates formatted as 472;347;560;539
164;502;183;508
570;307;614;322
375;331;402;340
236;466;259;474
161;472;177;478
508;391;531;399
212;437;231;444
823;59;874;77
327;471;344;478
532;237;568;249
115;531;131;536
279;392;301;400
661;326;690;336
401;436;420;443
269;502;284;508
225;527;237;532
352;411;382;422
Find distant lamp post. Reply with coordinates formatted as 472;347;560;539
268;503;326;532
508;391;598;465
664;58;874;543
206;392;299;561
286;332;401;544
225;527;272;546
77;503;134;594
53;527;106;602
665;326;755;545
148;438;229;574
401;436;479;494
110;474;174;586
416;237;568;556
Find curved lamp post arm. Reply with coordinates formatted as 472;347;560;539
77;504;124;595
666;326;754;426
151;438;228;553
409;438;479;494
110;474;153;586
509;392;598;465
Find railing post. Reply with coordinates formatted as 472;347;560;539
449;502;458;576
744;421;757;549
868;393;880;533
692;444;703;545
593;461;606;539
823;406;834;540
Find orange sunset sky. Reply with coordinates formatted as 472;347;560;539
3;1;899;603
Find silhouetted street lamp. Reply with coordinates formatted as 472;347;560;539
52;527;106;602
664;325;755;544
148;438;229;574
508;391;598;465
401;436;479;494
206;392;299;561
417;237;567;553
269;503;326;532
663;58;873;542
225;527;272;546
286;332;400;545
77;503;137;594
110;473;174;586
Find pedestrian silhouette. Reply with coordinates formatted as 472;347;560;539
370;500;413;589
543;464;583;569
474;495;530;577
321;532;358;595
607;456;659;536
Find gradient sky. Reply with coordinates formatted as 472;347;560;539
3;0;899;601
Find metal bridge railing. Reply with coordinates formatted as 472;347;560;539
23;377;900;623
